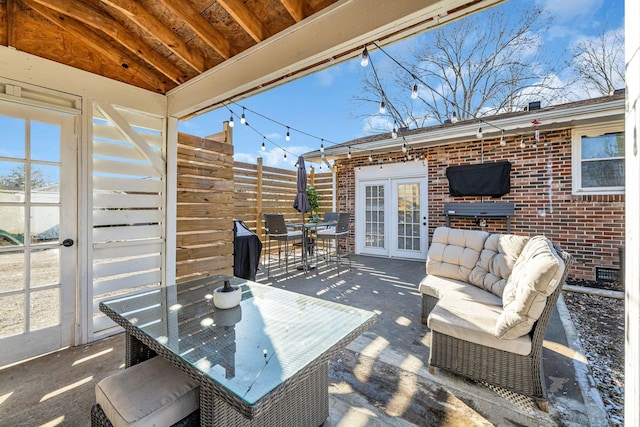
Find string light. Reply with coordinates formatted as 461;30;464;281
286;127;291;142
348;147;352;159
229;114;234;127
283;150;287;160
500;131;506;146
476;127;483;139
240;108;246;125
360;47;369;67
261;137;266;151
451;112;458;123
379;100;386;114
368;151;373;162
532;140;537;149
402;142;407;153
411;81;418;100
520;136;526;148
320;140;324;153
392;122;398;139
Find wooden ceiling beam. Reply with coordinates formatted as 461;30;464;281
100;0;206;73
6;0;18;47
279;0;305;22
29;0;186;84
159;0;232;59
24;0;169;92
217;0;270;43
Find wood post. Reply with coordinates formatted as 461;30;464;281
256;157;263;238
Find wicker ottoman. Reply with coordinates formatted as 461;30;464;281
92;356;200;427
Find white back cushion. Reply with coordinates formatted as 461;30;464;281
495;236;565;339
468;233;530;297
426;227;489;282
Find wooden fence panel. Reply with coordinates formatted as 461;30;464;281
233;161;334;241
176;128;234;282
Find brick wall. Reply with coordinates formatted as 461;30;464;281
335;128;625;280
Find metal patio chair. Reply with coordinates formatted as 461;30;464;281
316;212;351;275
263;214;303;275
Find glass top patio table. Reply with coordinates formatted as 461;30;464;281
99;275;376;420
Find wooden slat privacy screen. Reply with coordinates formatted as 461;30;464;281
176;129;235;282
91;104;166;336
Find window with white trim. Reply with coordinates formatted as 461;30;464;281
572;125;625;194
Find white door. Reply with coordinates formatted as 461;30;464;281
356;163;428;260
390;178;427;259
0;102;77;367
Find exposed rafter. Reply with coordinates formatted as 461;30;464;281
100;0;206;74
24;0;170;92
217;0;270;42
280;0;305;22
29;0;186;84
159;0;232;60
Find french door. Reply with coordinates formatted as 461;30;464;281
356;165;428;260
0;102;77;367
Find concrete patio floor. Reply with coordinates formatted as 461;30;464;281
0;255;608;426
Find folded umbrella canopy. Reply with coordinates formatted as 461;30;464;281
293;156;313;270
293;156;310;217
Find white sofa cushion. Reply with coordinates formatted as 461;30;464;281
427;289;532;356
96;356;199;427
419;274;472;299
426;227;489;283
468;233;530;298
495;236;565;339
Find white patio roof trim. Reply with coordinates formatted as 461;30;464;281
304;97;625;161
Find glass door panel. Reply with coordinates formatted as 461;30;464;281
391;178;427;259
0;104;76;367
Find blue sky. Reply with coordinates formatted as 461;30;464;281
182;0;623;171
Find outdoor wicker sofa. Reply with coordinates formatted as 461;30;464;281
419;226;573;411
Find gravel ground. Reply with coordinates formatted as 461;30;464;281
563;279;625;426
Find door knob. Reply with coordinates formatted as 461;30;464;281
61;239;74;247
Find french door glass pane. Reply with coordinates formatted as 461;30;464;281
31;121;61;162
30;206;60;244
31;288;60;330
0;116;26;159
0;294;25;337
0;248;25;292
365;184;384;248
31;164;60;203
396;183;421;252
31;248;60;288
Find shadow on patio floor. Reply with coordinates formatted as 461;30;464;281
0;255;606;426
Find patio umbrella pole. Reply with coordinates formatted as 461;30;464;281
293;156;314;272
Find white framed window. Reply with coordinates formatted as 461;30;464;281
572;124;625;195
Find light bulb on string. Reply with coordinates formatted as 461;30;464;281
379;100;386;114
451;111;458;124
261;137;266;151
360;47;369;67
283;151;287;161
520;136;526;149
476;127;483;139
500;131;506;146
240;108;246;125
348;146;352;159
532;140;537;149
392;123;398;139
286;127;291;142
320;140;324;153
368;151;373;162
411;82;418;99
402;142;407;153
229;114;234;128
